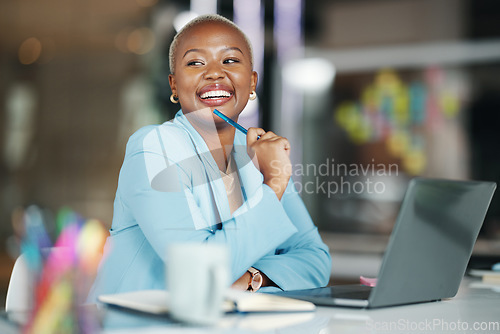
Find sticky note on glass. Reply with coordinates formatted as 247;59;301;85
360;276;378;287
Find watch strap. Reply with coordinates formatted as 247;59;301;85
247;267;262;292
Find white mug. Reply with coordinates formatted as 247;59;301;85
166;242;229;325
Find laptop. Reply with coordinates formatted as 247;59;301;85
272;177;497;308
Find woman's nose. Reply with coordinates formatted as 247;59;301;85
204;62;224;80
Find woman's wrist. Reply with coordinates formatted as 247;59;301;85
231;269;278;291
264;176;289;200
231;271;252;290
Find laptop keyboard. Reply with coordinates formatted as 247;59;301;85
273;284;372;301
328;285;372;300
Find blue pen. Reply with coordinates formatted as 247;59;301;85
213;109;260;138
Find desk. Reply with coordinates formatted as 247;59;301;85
2;277;499;334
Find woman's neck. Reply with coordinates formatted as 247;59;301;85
181;108;237;172
197;123;236;173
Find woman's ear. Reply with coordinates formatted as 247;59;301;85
168;74;177;96
250;71;258;92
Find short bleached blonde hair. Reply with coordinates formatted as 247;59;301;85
168;14;254;74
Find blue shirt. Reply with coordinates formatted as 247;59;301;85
87;110;331;301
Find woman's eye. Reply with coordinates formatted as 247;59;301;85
187;60;203;66
223;58;239;64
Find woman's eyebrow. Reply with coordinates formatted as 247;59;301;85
183;48;202;59
182;47;244;59
224;47;244;54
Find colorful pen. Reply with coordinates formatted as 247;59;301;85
213;109;249;135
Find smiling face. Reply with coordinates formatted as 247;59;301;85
168;21;258;124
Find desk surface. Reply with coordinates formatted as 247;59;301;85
2;277;500;334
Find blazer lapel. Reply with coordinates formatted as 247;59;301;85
233;131;263;202
174;110;232;223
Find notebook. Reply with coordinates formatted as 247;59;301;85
98;288;316;314
272;178;497;308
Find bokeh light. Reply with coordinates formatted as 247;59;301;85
116;27;156;55
18;37;42;65
282;58;336;92
334;67;465;175
173;11;199;32
126;27;156;55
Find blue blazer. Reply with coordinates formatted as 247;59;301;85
87;110;331;301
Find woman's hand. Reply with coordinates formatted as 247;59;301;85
231;271;251;291
231;269;278;291
246;128;292;200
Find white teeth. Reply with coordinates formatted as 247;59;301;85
200;90;231;99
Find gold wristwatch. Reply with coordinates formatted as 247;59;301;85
247;267;263;292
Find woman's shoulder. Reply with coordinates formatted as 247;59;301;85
128;120;189;142
125;121;195;160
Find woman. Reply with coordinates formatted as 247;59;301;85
88;14;331;300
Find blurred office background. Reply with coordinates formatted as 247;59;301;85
1;0;500;305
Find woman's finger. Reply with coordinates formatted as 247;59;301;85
257;130;277;141
280;137;290;150
247;127;265;145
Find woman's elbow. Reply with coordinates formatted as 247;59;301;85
319;249;332;286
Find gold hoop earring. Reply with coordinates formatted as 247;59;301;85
170;94;179;104
249;91;257;101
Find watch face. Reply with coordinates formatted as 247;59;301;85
251;272;263;291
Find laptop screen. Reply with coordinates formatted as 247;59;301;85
368;178;496;308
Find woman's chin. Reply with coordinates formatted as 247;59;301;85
182;107;220;132
184;106;212;120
